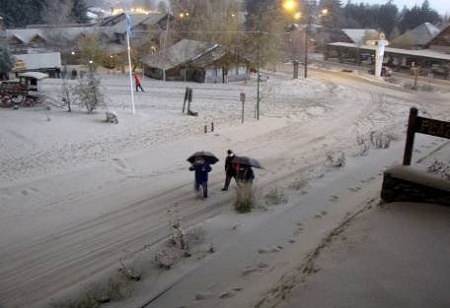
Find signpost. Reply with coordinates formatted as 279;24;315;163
403;107;450;165
240;92;246;124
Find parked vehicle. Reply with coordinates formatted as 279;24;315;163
0;72;47;108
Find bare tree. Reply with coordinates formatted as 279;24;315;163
45;0;74;26
60;78;78;112
76;32;107;69
42;0;74;51
74;71;104;113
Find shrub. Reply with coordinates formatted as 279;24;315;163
106;277;132;301
60;79;78;112
326;152;346;167
356;131;395;155
234;182;254;213
50;291;99;308
74;71;104;113
77;292;99;308
427;159;450;180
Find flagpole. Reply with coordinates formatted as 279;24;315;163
126;13;136;114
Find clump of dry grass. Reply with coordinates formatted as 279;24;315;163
427;159;450;180
234;182;255;213
49;276;133;308
356;131;395;156
326;152;346;168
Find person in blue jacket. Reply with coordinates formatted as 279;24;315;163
189;157;212;198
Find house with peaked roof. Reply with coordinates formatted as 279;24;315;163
341;29;379;45
6;26;101;54
98;12;168;44
427;24;450;54
5;12;169;58
142;39;249;83
391;22;441;49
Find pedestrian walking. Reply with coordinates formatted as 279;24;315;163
222;149;236;191
189;156;212;198
237;165;254;184
134;73;145;92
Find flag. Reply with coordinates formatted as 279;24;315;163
125;12;135;114
125;13;132;37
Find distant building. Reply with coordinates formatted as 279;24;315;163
427;24;450;54
4;13;169;62
391;22;441;49
341;29;379;45
143;39;249;83
13;52;62;77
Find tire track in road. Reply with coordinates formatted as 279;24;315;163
0;178;231;307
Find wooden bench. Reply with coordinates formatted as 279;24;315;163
381;107;450;205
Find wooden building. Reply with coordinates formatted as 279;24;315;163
143;39;249;83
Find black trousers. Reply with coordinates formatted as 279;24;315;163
136;84;145;92
195;182;208;198
223;174;235;190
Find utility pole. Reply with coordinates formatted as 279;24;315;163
304;3;311;79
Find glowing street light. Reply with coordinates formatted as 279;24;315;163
282;0;298;12
179;11;189;18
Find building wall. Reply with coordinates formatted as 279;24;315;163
429;45;450;54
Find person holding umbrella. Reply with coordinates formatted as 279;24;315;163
233;155;262;184
221;149;236;191
236;164;254;184
188;152;218;198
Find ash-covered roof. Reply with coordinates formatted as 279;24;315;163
392;22;441;47
342;29;379;45
143;39;220;70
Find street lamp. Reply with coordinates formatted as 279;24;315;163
255;0;299;120
304;5;311;79
304;5;328;79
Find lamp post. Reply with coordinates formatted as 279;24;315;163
255;0;298;120
304;4;311;79
304;7;328;79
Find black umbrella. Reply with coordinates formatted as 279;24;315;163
232;155;263;169
187;151;219;164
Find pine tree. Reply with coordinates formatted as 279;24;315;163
0;44;13;80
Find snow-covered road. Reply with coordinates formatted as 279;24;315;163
0;68;448;307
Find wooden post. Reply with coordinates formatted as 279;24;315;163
211;122;214;132
403;107;418;165
183;88;193;113
182;87;188;113
240;92;246;124
188;88;193;103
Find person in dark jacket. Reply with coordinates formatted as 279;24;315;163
189;157;212;198
236;165;254;184
221;149;236;191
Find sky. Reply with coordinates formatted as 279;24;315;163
361;0;450;15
